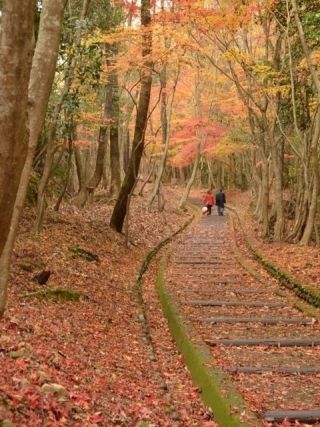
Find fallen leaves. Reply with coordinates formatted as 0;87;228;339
0;185;215;426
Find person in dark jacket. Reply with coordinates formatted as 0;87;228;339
215;189;226;216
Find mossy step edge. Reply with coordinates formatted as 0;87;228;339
156;255;261;427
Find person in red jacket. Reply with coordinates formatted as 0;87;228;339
202;190;214;215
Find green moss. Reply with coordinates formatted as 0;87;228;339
8;350;24;360
22;288;82;302
156;257;260;427
251;250;320;307
274;289;287;297
135;214;194;302
0;420;15;427
293;301;320;318
69;246;100;262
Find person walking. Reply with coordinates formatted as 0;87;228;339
202;190;214;215
215;188;226;216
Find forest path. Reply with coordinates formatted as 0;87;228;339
166;201;320;425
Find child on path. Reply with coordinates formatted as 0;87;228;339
202;190;214;215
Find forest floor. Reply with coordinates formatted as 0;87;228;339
0;185;216;427
1;186;320;427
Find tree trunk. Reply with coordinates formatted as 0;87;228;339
74;126;107;207
228;155;236;189
54;135;73;211
139;161;155;196
254;179;262;218
106;45;121;196
260;154;270;237
120;102;135;177
179;143;201;209
35;135;59;232
287;177;308;242
215;162;222;189
270;139;284;240
0;0;35;315
124;179;139;247
74;146;86;193
179;167;186;184
300;170;318;245
147;67;168;207
110;0;152;232
89;127;108;191
148;68;179;208
102;133;110;189
251;150;261;216
207;160;216;190
252;139;270;236
123;129;130;174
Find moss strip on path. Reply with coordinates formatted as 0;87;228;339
132;213;195;420
156;255;261;427
134;211;195;351
135;213;194;306
227;206;320;308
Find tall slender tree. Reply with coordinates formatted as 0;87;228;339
110;0;153;232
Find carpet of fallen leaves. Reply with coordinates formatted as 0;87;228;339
0;185;215;427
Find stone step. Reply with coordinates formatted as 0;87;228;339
226;366;320;374
263;409;320;423
187;300;286;308
206;338;320;347
197;316;314;325
184;289;266;295
174;261;223;265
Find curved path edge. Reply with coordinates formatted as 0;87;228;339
135;207;196;306
156;253;261;427
134;206;196;359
